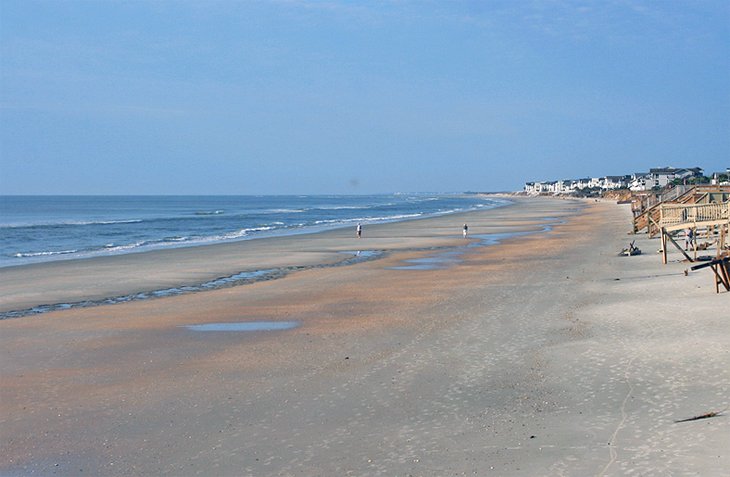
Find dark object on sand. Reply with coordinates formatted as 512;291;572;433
690;256;730;293
674;409;725;423
619;241;641;256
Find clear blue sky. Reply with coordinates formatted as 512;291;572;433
1;0;728;195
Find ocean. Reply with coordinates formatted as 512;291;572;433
0;194;506;268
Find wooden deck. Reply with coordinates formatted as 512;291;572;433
660;202;729;232
658;202;729;264
633;185;730;236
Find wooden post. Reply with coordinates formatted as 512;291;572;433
664;229;694;263
721;260;730;292
716;225;722;259
713;263;720;293
661;227;668;264
649;215;660;238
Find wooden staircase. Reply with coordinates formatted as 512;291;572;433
633;185;730;236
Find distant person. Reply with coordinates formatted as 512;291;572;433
684;227;694;251
463;223;468;238
356;223;362;239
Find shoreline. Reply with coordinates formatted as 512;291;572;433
0;212;566;320
0;193;512;270
0;197;569;315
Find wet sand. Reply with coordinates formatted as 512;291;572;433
1;197;728;476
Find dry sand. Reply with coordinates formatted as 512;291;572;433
1;197;728;476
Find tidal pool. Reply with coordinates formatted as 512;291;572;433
185;321;300;332
388;251;463;271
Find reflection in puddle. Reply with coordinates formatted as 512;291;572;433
469;230;534;247
185;321;300;332
389;251;463;271
342;250;381;260
389;224;559;271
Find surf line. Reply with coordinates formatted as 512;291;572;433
0;250;385;320
2;218;564;320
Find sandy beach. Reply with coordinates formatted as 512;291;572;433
1;196;728;476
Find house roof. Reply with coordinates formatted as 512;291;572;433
649;167;678;174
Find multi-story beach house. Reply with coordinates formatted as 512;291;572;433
647;167;704;188
629;172;650;191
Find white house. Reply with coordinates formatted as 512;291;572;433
554;180;571;193
523;181;552;194
629;172;650;191
710;168;730;185
603;175;629;189
572;178;592;190
523;182;539;194
588;177;603;188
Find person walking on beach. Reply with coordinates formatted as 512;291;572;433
356;223;362;239
463;223;468;238
684;227;694;251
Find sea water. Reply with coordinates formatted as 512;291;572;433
0;194;507;268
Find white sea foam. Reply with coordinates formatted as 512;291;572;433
1;195;506;267
194;210;225;215
14;249;79;258
265;208;306;214
316;204;389;210
0;218;143;228
313;213;423;225
102;241;148;252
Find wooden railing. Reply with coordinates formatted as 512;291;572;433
633;185;692;217
635;185;729;214
646;185;692;210
659;202;729;232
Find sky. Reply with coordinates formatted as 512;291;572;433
1;0;728;195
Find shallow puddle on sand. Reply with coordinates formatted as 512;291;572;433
388;251;463;270
185;321;300;332
389;225;558;271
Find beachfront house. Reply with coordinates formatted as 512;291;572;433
557;180;573;194
648;168;676;188
629;173;650;191
524;181;553;194
572;178;592;190
603;175;630;190
588;177;603;188
648;167;704;188
711;168;730;185
523;182;538;194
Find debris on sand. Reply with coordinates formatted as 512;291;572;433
619;240;641;256
674;409;726;423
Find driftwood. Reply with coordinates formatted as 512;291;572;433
619;240;641;256
674;409;726;423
